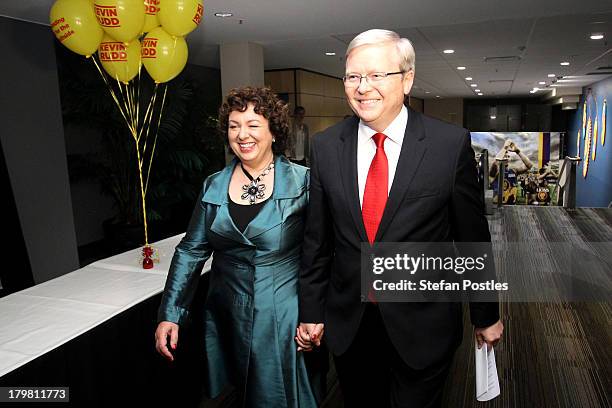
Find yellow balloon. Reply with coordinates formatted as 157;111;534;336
93;0;145;43
98;35;141;82
158;0;203;37
142;0;161;33
50;0;104;56
141;27;187;83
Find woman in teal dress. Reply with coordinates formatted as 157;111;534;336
154;87;323;407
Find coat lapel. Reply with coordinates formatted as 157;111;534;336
374;108;427;242
338;117;369;243
243;155;304;240
202;159;255;246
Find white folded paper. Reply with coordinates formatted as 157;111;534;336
475;342;500;401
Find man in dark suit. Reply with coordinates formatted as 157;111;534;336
296;29;503;407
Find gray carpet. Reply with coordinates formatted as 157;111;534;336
439;207;611;408
202;207;612;407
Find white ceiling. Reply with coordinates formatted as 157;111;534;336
2;0;611;98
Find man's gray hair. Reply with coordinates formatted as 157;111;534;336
346;29;415;73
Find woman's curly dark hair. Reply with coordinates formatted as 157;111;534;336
218;86;289;155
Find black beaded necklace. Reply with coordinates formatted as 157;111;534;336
240;160;274;204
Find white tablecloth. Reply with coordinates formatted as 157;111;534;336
0;233;212;378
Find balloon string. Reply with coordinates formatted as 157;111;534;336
141;85;158;161
133;83;149;246
135;134;149;246
117;79;126;119
92;55;151;248
120;80;135;134
115;78;135;134
145;84;168;195
134;101;150;247
129;79;137;131
136;64;142;130
123;81;133;131
118;81;148;245
91;55;132;131
138;85;158;143
125;81;136;134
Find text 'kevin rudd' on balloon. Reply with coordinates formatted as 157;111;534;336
50;0;104;57
141;27;188;83
158;0;203;37
93;0;145;43
142;0;161;33
98;35;142;83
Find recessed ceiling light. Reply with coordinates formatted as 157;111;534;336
457;66;466;70
436;95;441;98
425;91;431;94
560;61;570;66
590;33;604;40
465;77;473;81
478;93;483;96
475;89;481;92
548;74;556;78
214;12;233;17
325;52;336;56
470;84;478;87
538;81;546;85
443;49;455;54
490;115;497;120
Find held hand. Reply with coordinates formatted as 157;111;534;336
295;327;312;352
295;323;324;352
155;321;179;362
475;320;503;351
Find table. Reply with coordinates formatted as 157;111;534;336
0;233;211;378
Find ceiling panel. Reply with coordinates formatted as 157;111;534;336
1;0;611;98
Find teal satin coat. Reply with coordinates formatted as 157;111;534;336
158;155;318;408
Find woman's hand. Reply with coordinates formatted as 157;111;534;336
295;323;324;352
155;321;179;362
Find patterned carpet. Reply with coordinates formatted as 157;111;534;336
439;207;611;408
203;207;612;407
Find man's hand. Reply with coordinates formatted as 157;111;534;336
295;323;324;352
474;320;503;351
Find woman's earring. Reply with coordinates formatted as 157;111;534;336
272;138;276;142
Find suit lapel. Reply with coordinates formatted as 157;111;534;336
374;108;427;242
338;117;369;243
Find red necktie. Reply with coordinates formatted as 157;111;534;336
362;133;388;244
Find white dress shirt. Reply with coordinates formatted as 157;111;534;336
357;105;408;207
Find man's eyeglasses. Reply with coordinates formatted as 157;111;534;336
343;71;405;87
